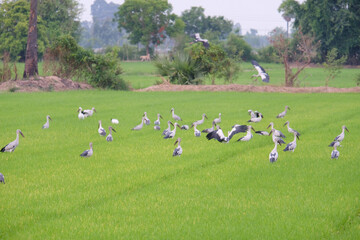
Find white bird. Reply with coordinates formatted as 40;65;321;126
237;125;255;142
251;60;270;83
173;138;183;157
132;117;145;131
284;121;300;139
162;121;174;135
248;112;263;123
267;122;286;138
143;112;150;125
331;145;340;159
154;113;163;125
181;125;189;130
227;124;248;141
1;129;25;153
192;33;210;49
248;110;256;119
164;123;180;139
276;106;290;118
78;107;86;119
42;115;52;129
206;126;228;143
191;113;208;127
193;124;201;137
80;142;93;157
269;142;279;163
333;125;349;142
0;173;5;184
171;108;182;121
213;113;221;124
269;129;286;145
106;126;116;142
111;118;119;124
283;132;298;152
83;107;96;117
328;140;341;148
202;121;216;133
98;120;106;136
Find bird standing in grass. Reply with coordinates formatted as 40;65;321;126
193;124;201;137
0;173;5;184
173;138;183;157
276;106;290;118
333;125;349;143
283;121;300;139
283;132;298;152
143;112;150;125
132;117;145;131
171;108;182;121
1;129;25;153
42;115;52;129
98;120;106;136
106;127;116;142
154;113;163;126
331;145;340;159
78;107;85;120
80;142;93;157
162;121;174;135
237;125;255;142
111;118;119;124
83;107;96;117
269;142;279;163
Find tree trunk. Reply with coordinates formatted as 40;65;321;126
23;0;38;78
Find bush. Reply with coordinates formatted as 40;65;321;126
44;35;128;90
154;53;204;85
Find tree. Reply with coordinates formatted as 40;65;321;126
224;33;252;61
23;0;39;78
115;0;182;55
323;48;347;86
181;7;233;40
279;0;360;64
38;0;81;44
0;0;47;61
270;30;319;87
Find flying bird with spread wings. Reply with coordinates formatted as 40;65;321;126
191;33;210;49
251;60;270;83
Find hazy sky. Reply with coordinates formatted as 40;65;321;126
78;0;297;35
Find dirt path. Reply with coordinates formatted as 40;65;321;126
137;82;360;93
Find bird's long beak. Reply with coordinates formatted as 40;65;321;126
170;122;174;126
288;107;291;110
205;115;208;119
345;127;349;132
174;140;178;145
251;126;255;132
112;127;116;133
261;114;264;118
283;122;287;126
269;130;273;136
94;109;96;112
267;124;271;129
296;135;300;140
77;108;80;113
49;116;52;121
20;131;25;138
160;115;163;119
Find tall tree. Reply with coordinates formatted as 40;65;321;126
279;0;360;64
23;0;38;78
115;0;182;55
38;0;81;43
0;0;47;61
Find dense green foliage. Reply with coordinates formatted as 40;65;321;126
0;0;48;61
181;6;233;40
0;91;359;239
224;33;253;61
115;0;184;54
323;48;347;86
45;35;128;90
38;0;81;44
279;0;360;64
154;53;204;85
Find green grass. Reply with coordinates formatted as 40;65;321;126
0;90;359;239
3;61;359;89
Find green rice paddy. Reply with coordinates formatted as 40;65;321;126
0;90;359;239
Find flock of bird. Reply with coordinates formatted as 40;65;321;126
0;33;350;184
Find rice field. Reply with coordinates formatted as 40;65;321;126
0;90;359;239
